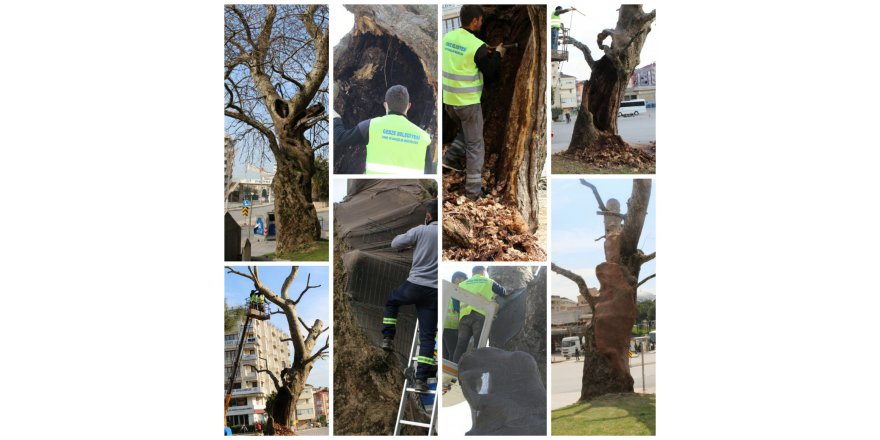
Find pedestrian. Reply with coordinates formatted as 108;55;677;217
381;200;439;392
333;85;432;174
574;347;580;361
551;6;576;51
565;112;571;124
452;266;508;363
256;422;262;436
443;271;468;361
442;5;504;200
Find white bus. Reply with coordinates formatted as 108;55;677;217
618;99;647;117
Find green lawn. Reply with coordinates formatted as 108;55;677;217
264;240;329;261
552;393;655;436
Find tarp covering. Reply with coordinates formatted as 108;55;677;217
488;287;527;346
458;347;546;435
336;179;433;367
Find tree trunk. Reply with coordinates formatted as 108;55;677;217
273;136;320;253
442;5;546;261
334;5;438;174
577;180;651;400
564;5;655;166
272;385;295;426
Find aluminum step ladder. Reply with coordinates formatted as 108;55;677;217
393;322;437;435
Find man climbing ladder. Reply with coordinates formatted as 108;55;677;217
381;200;439;391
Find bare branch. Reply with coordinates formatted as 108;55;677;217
639;251;656;265
551;262;596;309
637;274;656;288
280;266;299;300
580;179;607;211
225;266;255;281
257;367;282;391
564;36;595;69
304;335;330;365
297;317;311;333
293;273;322;305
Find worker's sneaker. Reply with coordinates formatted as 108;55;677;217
381;337;394;352
413;379;429;393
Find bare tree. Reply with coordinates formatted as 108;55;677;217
552;179;654;400
225;5;329;253
563;5;655;164
225;266;328;426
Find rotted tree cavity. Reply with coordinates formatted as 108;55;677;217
562;5;656;169
442;5;546;261
334;5;437;174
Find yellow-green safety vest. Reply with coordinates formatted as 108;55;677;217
442;28;485;106
444;299;459;330
459;274;496;318
366;114;430;174
551;11;562;29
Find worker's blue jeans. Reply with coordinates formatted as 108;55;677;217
452;312;486;364
383;280;438;380
552;27;559;50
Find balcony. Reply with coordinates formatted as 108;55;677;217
241;354;258;363
244;337;260;346
232;387;265;396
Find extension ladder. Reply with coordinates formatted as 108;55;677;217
393;322;437;435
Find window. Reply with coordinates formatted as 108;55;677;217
225;334;237;342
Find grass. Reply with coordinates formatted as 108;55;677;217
552;393;655;436
264;239;329;261
552;155;655;174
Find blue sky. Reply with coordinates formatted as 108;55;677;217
225;266;330;387
551;178;656;302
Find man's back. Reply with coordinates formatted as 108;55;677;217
391;221;438;288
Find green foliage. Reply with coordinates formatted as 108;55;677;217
225;299;246;332
636;299;655;325
265;391;278;413
551;107;563;121
317;414;327;424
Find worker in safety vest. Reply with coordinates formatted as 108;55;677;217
551;6;576;51
333;85;432;175
441;5;503;200
442;271;468;361
452;266;507;363
380;200;439;392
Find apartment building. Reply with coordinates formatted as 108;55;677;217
224;319;291;427
296;384;317;423
313;386;329;418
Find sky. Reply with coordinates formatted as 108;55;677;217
553;2;658;82
550;178;656;302
330;4;355;48
224;266;331;388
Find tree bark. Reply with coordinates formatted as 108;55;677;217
491;266;547;385
564;5;655;163
551;179;652;401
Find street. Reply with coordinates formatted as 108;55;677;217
227;203;329;258
551;108;656;154
297;426;329;436
551;351;655;410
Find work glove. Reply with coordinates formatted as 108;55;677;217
495;43;506;58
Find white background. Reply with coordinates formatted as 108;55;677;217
1;0;879;438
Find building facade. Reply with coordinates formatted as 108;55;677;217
550;293;594;350
442;4;461;35
313;386;329;418
624;62;656;103
224;319;291;427
296;384;317;423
